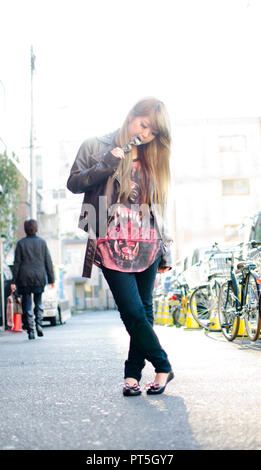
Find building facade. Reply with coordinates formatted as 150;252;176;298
173;116;261;260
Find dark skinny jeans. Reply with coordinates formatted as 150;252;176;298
101;256;172;382
21;292;43;333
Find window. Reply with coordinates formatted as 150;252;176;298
218;135;246;153
222;178;249;196
52;188;66;199
84;285;99;298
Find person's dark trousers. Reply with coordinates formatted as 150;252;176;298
101;256;172;382
21;293;43;332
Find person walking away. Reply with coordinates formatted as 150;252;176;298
11;219;55;340
67;97;174;396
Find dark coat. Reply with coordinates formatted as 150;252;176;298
13;235;55;294
67;130;173;278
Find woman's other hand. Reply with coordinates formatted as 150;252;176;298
110;147;125;159
158;267;171;274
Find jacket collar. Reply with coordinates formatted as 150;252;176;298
97;129;121;184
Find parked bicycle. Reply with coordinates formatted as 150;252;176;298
218;240;261;342
189;245;231;331
169;273;190;328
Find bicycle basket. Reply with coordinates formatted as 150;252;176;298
208;253;232;277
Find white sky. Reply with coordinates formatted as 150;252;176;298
1;0;261;186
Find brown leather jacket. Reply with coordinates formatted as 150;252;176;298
67;130;173;278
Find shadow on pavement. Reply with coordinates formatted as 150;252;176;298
112;393;200;451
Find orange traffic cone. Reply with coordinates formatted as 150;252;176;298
11;313;23;332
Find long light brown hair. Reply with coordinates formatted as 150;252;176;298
114;97;171;206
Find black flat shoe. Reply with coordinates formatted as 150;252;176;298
123;382;142;397
28;331;35;340
146;370;174;395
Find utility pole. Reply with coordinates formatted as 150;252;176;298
30;46;37;219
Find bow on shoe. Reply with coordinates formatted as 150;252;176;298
145;371;174;395
124;382;141;391
145;382;161;392
122;382;142;397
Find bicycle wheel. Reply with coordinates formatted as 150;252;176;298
243;272;261;341
218;280;240;341
190;285;214;330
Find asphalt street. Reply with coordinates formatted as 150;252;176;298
1;309;261;451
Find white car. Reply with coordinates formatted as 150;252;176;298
42;284;71;326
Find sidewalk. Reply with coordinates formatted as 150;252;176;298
0;310;196;451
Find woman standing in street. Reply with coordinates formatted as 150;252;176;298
67;97;174;396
